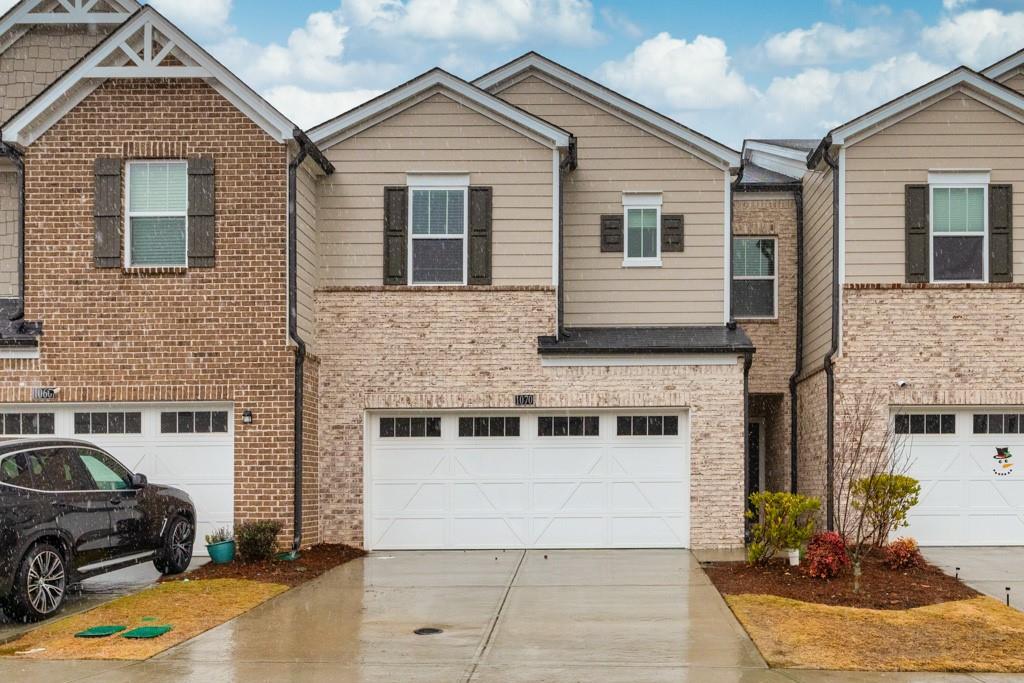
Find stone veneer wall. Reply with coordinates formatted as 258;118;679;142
316;286;747;549
0;78;318;544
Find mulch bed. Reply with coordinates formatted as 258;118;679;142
704;554;978;610
162;544;366;588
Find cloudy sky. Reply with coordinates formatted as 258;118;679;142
8;0;1024;147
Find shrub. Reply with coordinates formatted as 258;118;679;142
745;492;821;566
851;473;921;547
204;527;233;545
235;520;283;562
804;531;850;579
883;537;923;570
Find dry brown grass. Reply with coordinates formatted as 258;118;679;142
727;594;1024;672
0;579;286;661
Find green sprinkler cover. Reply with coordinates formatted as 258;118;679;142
75;625;127;638
123;625;173;639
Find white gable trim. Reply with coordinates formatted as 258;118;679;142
742;141;808;180
831;68;1024;145
0;0;137;42
2;6;296;146
982;50;1024;81
308;69;571;150
474;53;739;169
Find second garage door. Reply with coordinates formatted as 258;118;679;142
900;409;1024;545
366;411;690;550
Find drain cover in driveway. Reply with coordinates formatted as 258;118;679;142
75;626;127;638
414;627;443;635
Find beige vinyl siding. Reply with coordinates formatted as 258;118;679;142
296;158;319;353
317;90;553;287
801;162;834;372
496;74;726;326
0;25;112;123
845;90;1024;283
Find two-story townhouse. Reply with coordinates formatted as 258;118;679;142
0;3;332;554
798;60;1024;546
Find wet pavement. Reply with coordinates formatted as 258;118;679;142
923;547;1024;611
0;559;207;644
0;550;1020;682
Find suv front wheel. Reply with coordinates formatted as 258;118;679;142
6;543;67;622
154;516;193;575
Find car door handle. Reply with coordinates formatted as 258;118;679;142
52;501;71;510
109;498;123;507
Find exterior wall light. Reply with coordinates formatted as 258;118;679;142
242;410;253;424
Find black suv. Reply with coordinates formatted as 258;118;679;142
0;439;196;621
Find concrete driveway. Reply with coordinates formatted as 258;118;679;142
924;547;1024;611
2;550;1020;683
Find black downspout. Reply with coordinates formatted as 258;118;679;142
556;137;576;340
1;142;25;322
742;350;753;542
788;188;804;494
287;136;310;555
822;144;840;532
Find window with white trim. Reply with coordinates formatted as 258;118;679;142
732;237;776;318
931;184;986;282
623;194;661;266
409;187;467;284
126;160;188;267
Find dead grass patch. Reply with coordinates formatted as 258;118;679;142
0;579;286;661
727;594;1024;672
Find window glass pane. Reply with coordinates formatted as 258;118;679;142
648;416;664;435
161;412;177;433
933;187;950;232
732;280;774;317
663;416;679;436
78;450;130;491
626;208;657;259
1;454;32;487
131;216;187;266
26;449;92;491
538;416;553;436
941;414;956;434
989;414;1004;434
108;412;125;434
177;411;194;433
410;417;426;437
490;417;505;436
632;416;648;436
733;239;775;277
895;414;909;434
933;236;983;281
584;416;600;436
194;411;211;433
933;187;984;233
129;162;187;213
910;414;925;434
459;417;472;437
973;414;988;434
568;416;583;436
1007;415;1019;434
617;416;631;436
39;413;55;435
411;189;464;236
21;413;38;435
91;412;107;434
474;417;490;437
553;416;569;437
395;418;410;437
4;414;19;434
412;239;463;284
926;414;940;434
426;417;441;437
380;417;395;438
211;411;229;433
505;417;520;437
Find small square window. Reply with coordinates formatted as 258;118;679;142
161;412;177;433
632;416;648;436
194;411;211;433
553;416;568;437
989;414;1004;434
39;413;55;435
973;414;988;434
91;413;108;434
426;417;441;437
505;417;520;437
925;415;940;434
4;414;19;435
459;417;473;437
941;414;956;434
895;414;910;434
617;416;631;436
410;417;426;437
1007;415;1019;434
648;416;664;436
584;416;600;437
21;413;38;435
474;417;490;437
395;418;411;438
177;411;194;433
211;411;229;433
379;417;395;438
108;412;125;434
490;417;505;436
910;414;925;434
569;416;583;436
539;417;553;437
75;412;91;434
663;416;679;436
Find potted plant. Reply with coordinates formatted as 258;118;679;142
205;527;235;564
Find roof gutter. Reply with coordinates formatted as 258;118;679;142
822;141;840;532
1;141;24;322
286;129;334;556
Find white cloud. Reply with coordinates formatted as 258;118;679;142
763;22;900;65
942;0;974;10
263;85;382;129
344;0;602;46
148;0;233;35
597;32;757;110
922;9;1024;67
600;7;642;39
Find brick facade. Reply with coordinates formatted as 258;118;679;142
1;78;318;544
733;193;799;491
316;286;747;549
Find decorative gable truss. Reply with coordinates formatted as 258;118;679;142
0;0;137;52
2;6;297;146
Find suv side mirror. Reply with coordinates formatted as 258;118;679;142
131;473;148;488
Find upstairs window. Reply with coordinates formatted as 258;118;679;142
127;161;188;267
732;237;776;318
931;185;986;282
409;187;466;284
623;194;662;266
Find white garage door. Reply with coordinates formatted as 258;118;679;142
0;403;234;555
366;411;690;549
899;409;1024;545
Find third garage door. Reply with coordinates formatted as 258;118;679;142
366;411;690;550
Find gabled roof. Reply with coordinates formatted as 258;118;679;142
982;48;1024;81
0;0;138;50
2;5;299;146
474;52;740;169
307;67;573;149
741;139;815;181
825;66;1024;146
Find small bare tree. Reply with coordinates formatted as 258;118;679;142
832;388;911;592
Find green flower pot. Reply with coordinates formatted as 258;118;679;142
207;539;236;564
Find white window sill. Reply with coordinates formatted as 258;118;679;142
622;258;662;268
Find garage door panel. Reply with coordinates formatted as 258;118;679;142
918;480;965;508
907;445;959;476
452;482;528;512
968;514;1024;545
367;412;691;549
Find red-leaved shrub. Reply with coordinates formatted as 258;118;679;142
805;531;850;579
883;537;923;570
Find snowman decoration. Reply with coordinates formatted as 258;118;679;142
993;448;1015;477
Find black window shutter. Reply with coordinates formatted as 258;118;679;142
989;184;1013;283
662;214;684;252
905;184;929;283
383;187;408;285
93;158;122;268
468;186;492;285
600;214;623;252
187;156;215;268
